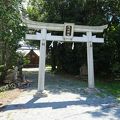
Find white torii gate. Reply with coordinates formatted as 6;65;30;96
23;19;107;97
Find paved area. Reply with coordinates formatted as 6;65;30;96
0;68;120;120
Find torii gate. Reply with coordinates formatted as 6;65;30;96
23;19;107;97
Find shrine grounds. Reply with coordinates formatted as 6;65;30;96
0;68;120;120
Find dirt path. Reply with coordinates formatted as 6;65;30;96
0;68;120;120
0;89;22;107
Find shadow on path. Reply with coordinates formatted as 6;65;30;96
1;95;120;119
23;70;87;95
1;69;119;120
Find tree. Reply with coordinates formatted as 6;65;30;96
93;0;120;77
26;0;120;78
0;0;26;83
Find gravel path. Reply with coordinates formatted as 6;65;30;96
0;68;120;120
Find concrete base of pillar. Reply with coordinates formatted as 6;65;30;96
84;88;100;94
34;91;48;98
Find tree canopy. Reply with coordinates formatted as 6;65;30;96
0;0;26;82
26;0;120;78
0;0;120;82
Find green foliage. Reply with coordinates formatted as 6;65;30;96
0;65;4;77
0;83;16;92
96;81;120;101
26;0;120;77
23;57;30;65
0;0;26;82
16;52;30;66
0;65;4;72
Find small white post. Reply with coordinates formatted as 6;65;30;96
35;29;47;97
87;31;95;88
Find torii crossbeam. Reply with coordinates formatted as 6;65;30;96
22;18;107;97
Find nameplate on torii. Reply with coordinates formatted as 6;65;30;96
26;32;104;43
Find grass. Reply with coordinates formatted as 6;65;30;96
96;80;120;101
0;84;13;99
0;88;22;107
0;91;7;98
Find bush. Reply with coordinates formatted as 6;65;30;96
0;65;4;72
0;83;16;92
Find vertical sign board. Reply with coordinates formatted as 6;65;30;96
63;23;74;40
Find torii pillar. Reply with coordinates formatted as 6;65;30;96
87;31;95;88
34;28;47;97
